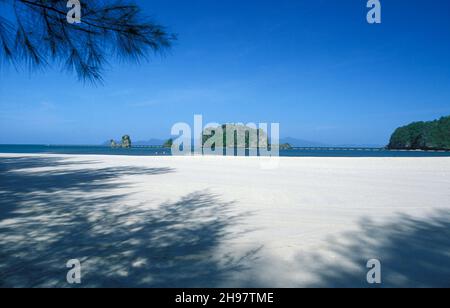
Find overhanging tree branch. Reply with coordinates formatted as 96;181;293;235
0;0;176;83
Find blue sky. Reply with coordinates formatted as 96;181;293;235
1;0;450;145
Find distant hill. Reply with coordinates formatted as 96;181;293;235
388;116;450;150
333;143;384;148
279;137;328;148
278;139;383;148
133;139;166;146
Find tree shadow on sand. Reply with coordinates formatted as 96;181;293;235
0;156;172;221
302;210;450;288
0;156;260;287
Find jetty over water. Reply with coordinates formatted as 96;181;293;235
289;147;385;152
131;145;385;152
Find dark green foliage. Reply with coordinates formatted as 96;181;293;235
163;138;173;148
202;124;268;149
388;116;450;150
0;0;176;83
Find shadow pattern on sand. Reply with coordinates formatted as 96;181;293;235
302;210;450;288
5;156;447;287
0;156;259;287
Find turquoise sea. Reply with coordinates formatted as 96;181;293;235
1;145;450;157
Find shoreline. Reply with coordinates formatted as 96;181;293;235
3;152;450;160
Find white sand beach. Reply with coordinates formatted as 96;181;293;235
1;154;450;287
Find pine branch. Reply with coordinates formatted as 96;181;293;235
0;0;176;83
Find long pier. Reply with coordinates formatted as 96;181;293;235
130;145;385;151
131;145;166;149
291;147;385;151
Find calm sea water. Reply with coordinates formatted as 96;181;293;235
1;145;450;157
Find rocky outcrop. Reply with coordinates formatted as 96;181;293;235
121;135;132;148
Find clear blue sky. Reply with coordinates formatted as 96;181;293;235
1;0;450;145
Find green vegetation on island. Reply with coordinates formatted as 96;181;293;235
163;139;174;148
388;116;450;151
202;124;269;149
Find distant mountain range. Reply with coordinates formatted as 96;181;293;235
132;139;167;146
279;138;383;148
332;143;385;148
278;137;328;147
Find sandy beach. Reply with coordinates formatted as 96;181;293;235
1;153;450;287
